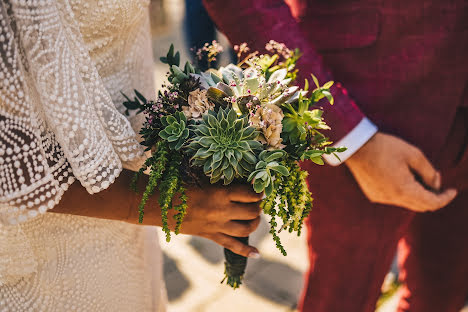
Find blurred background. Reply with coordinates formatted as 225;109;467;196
148;1;465;311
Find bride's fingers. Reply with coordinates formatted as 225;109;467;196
220;217;261;237
225;202;262;220
208;233;260;258
228;183;264;203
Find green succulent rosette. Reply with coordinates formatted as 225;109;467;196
188;108;262;185
248;150;290;196
159;112;190;150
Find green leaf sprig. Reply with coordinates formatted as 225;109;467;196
161;44;197;84
248;150;289;196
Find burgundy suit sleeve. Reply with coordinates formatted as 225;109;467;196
203;0;365;142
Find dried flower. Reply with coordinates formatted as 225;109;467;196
183;89;214;119
265;40;293;59
249;104;285;149
196;40;224;63
234;42;250;59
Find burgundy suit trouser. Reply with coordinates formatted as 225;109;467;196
299;107;468;312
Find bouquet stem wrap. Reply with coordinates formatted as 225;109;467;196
222;237;249;289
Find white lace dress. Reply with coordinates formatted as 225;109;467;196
0;0;166;311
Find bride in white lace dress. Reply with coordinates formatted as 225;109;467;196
0;1;262;311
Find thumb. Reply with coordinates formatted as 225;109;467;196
407;147;440;191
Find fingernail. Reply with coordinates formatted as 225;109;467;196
248;252;261;259
433;172;441;190
448;189;458;197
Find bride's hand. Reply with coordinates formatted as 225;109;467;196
171;183;263;258
54;170;262;257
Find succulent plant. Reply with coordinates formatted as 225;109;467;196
183;89;214;120
188;108;262;184
248;150;289;196
159;111;190;150
160;44;197;85
282;94;330;145
249;103;285;149
193;65;305;114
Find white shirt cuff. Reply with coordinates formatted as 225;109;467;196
323;117;378;166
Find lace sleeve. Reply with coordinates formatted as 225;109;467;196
0;0;144;225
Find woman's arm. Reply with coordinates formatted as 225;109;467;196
52;169;158;225
52;169;263;257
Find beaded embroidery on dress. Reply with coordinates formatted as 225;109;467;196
0;0;166;310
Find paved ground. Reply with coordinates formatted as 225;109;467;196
160;216;310;312
149;1;466;311
159;216;399;312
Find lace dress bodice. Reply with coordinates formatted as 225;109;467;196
0;0;166;311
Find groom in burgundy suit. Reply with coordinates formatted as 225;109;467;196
203;0;468;311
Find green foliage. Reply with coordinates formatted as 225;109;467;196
300;149;326;165
133;142;170;223
160;44;197;84
205;65;297;113
173;185;188;235
260;160;314;255
158;152;185;241
264;47;301;82
310;74;334;104
282;101;329;145
300;146;347;164
257;54;279;72
280;76;345;164
159;112;190;150
288;165;313;236
188;108;262;185
261;176;288;256
247;150;289;196
160;44;180;67
131;141;187;242
281;79;334;147
122;90;147;116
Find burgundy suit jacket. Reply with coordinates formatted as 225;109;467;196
203;0;468;169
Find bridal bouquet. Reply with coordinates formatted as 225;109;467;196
124;41;345;288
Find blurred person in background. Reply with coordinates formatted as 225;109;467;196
203;0;468;311
184;0;217;70
184;0;236;70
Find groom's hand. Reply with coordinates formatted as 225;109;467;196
177;183;263;258
346;132;458;212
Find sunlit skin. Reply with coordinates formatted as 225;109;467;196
346;132;458;212
52;169;262;258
